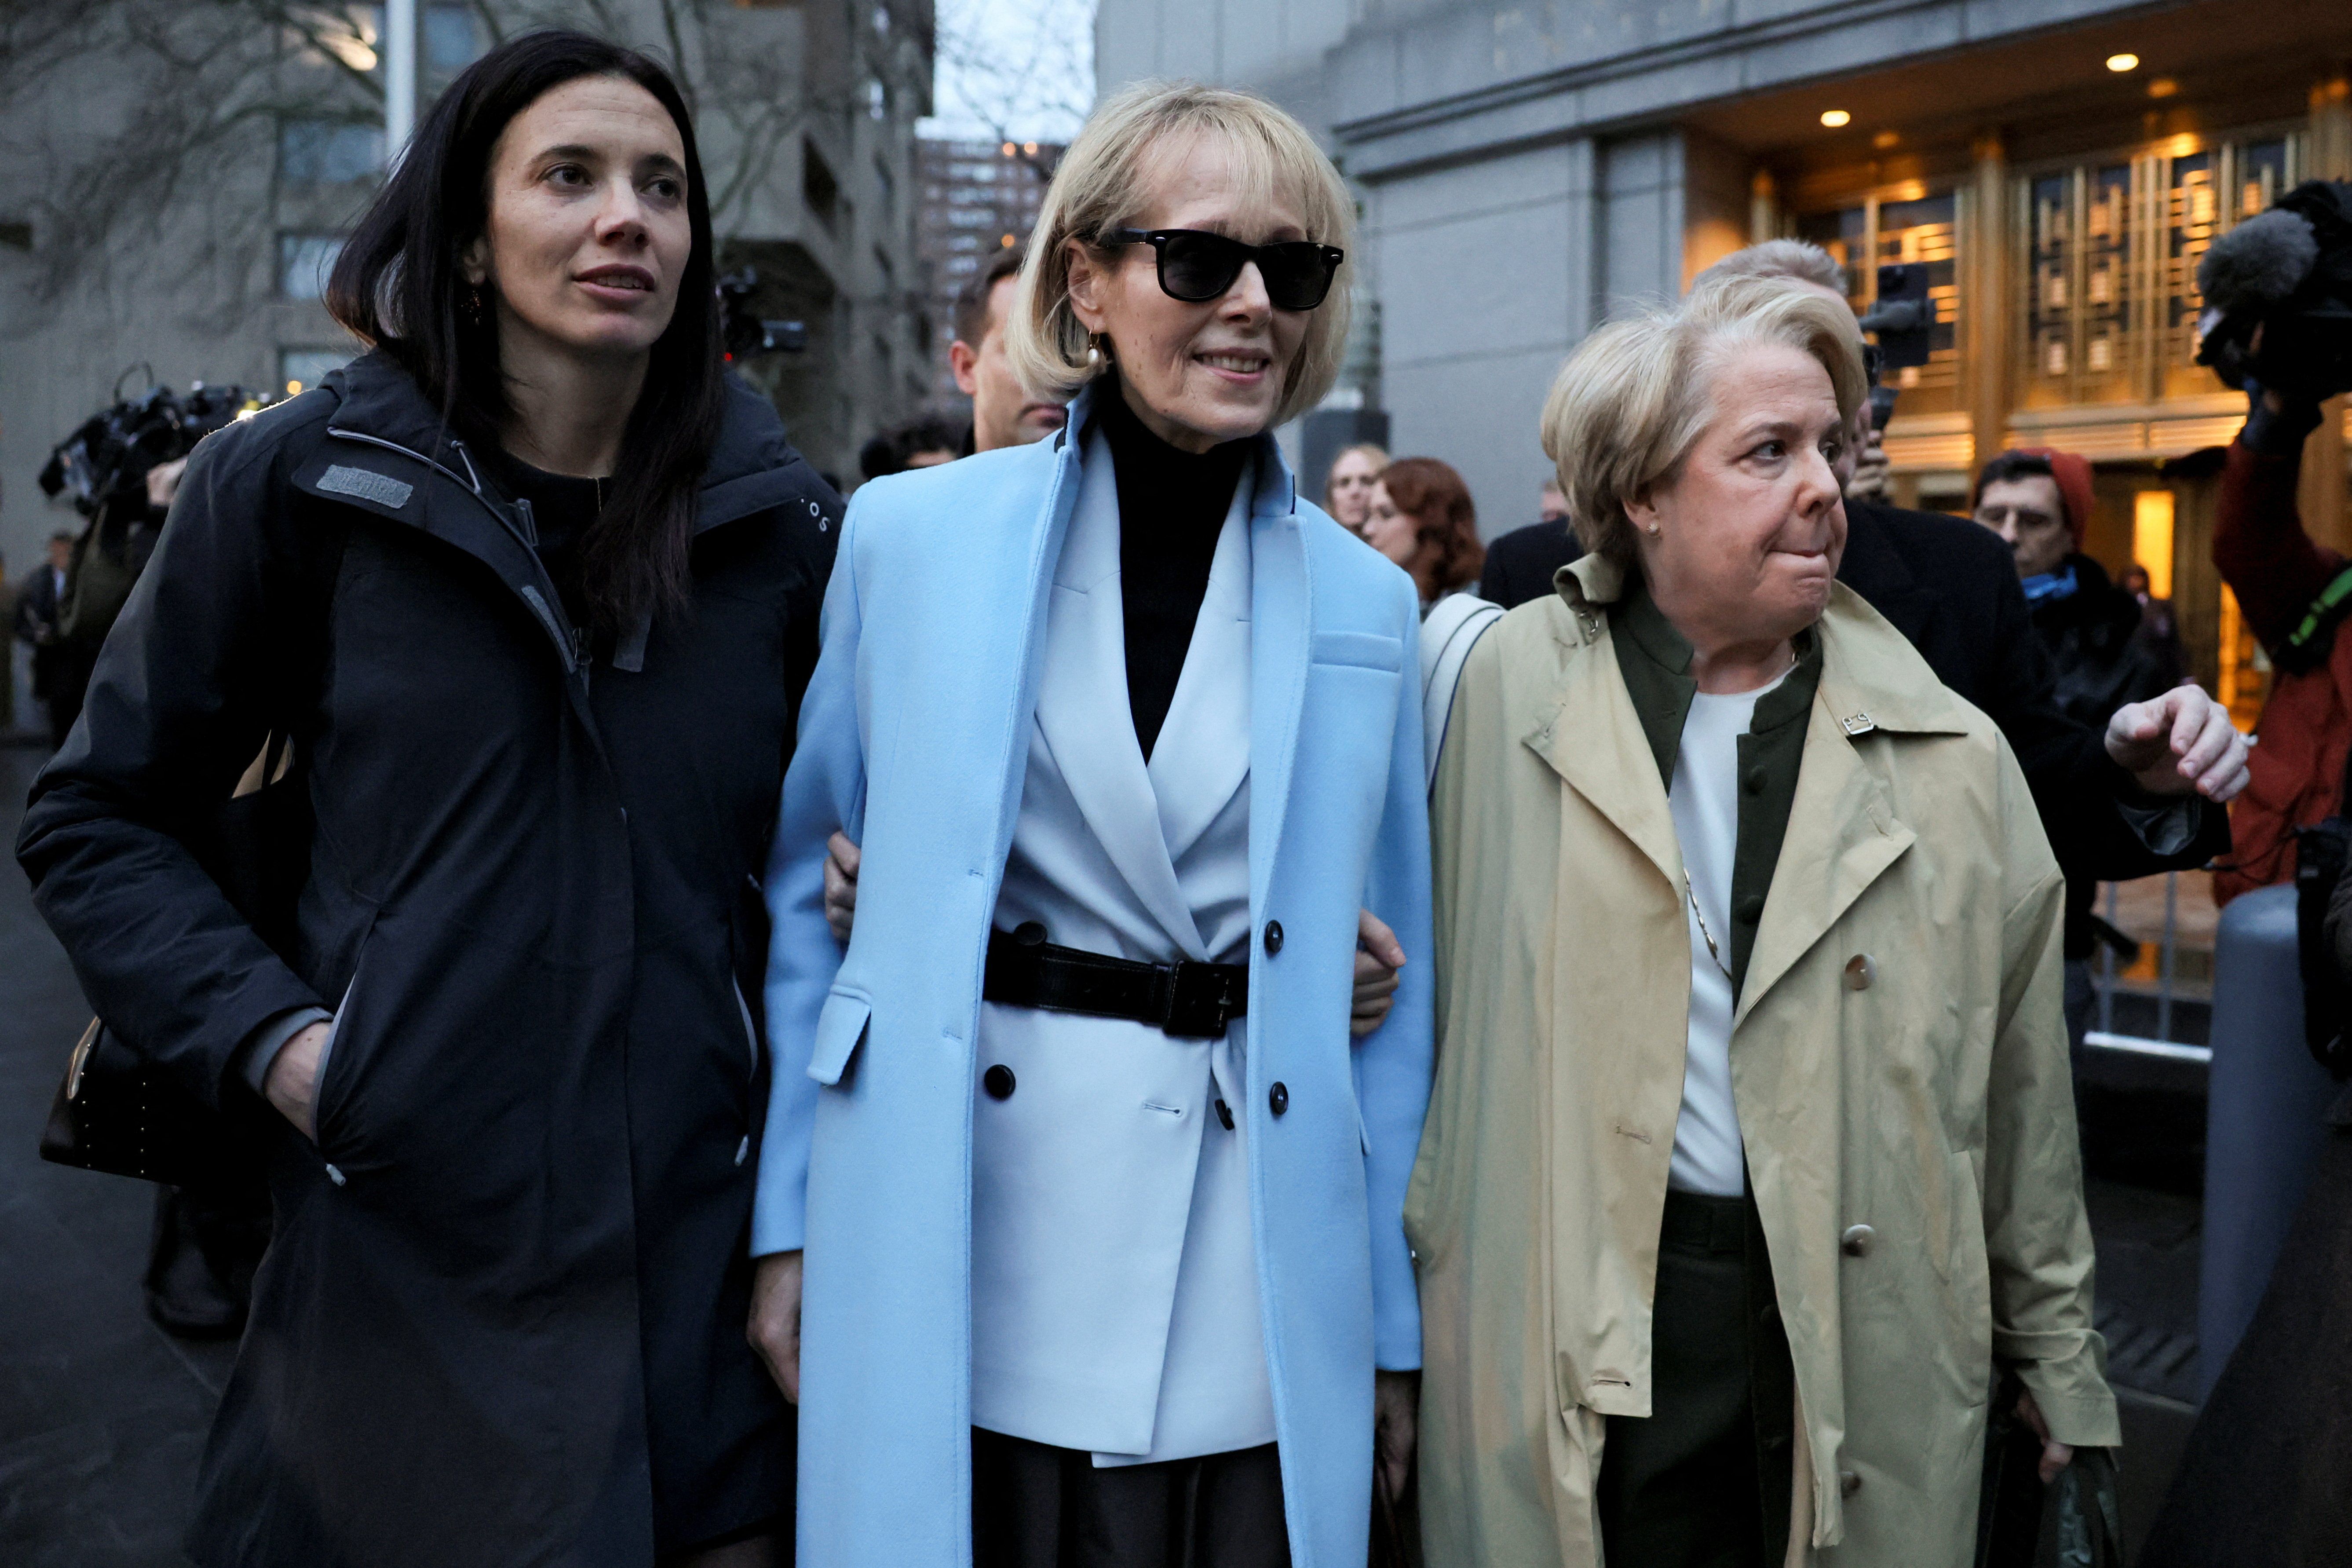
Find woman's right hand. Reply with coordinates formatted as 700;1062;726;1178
263;1020;332;1140
1353;910;1406;1037
749;1250;805;1403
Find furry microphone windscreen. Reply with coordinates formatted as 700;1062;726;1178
2197;208;2321;313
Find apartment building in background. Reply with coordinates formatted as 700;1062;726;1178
0;0;934;570
914;137;1062;403
1097;0;2351;712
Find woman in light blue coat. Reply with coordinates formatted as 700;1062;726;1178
747;82;1435;1567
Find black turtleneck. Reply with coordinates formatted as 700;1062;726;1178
1096;383;1249;761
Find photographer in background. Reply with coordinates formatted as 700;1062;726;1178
2207;378;2352;903
2137;178;2352;1568
2181;178;2352;904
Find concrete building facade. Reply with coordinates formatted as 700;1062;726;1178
914;137;1062;403
1097;0;2352;702
0;0;934;574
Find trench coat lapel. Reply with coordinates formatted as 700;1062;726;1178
1731;700;1914;1027
1246;450;1308;915
1527;618;1683;892
1032;424;1208;958
1147;465;1253;866
1734;589;1977;1025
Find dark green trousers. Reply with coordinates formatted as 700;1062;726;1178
1596;1189;1795;1568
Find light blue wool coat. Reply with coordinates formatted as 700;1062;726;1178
751;385;1436;1567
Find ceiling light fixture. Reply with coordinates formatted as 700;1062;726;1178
1820;109;1852;128
2106;52;2140;72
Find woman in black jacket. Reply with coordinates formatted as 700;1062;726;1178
16;33;836;1568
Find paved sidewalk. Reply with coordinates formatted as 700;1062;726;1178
0;745;227;1568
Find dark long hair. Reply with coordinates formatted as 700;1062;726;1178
325;29;724;636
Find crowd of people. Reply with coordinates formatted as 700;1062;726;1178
14;23;2352;1568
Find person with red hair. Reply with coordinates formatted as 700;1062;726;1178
1362;457;1502;787
1363;457;1485;609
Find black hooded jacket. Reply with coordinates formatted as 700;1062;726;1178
18;350;839;1565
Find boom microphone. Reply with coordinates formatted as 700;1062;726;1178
2194;180;2352;399
2196;207;2319;314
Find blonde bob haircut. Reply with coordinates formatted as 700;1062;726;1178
1002;79;1355;429
1539;275;1866;576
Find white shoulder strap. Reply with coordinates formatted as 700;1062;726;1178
1419;593;1505;794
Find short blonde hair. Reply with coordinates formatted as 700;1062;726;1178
1003;80;1355;428
1540;276;1866;575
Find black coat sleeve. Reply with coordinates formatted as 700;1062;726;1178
16;406;332;1109
1976;549;2230;882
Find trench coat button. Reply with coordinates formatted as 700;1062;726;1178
1735;893;1766;925
1839;1469;1863;1498
1841;1223;1875;1257
1843;954;1875;991
324;1163;346;1187
1216;1099;1235;1131
1263;921;1284;956
1742;766;1768;795
984;1065;1016;1100
1013;921;1047;948
1269;1082;1289;1116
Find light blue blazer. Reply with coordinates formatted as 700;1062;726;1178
752;385;1435;1567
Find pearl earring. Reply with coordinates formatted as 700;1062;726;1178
1085;333;1106;369
1645;523;1661;537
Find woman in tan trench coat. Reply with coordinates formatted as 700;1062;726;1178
1408;277;2118;1566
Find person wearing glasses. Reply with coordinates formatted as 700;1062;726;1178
746;81;1434;1567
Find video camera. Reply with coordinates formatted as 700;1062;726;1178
1857;262;1936;431
717;267;808;363
2195;179;2352;403
38;372;272;517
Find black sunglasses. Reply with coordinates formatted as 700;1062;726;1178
1104;228;1346;311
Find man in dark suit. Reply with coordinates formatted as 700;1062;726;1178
13;531;76;746
1479;476;1582;607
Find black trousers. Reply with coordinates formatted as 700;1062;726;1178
972;1429;1290;1568
1596;1190;1795;1568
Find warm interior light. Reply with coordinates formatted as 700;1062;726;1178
1872;130;1900;150
2106;52;2140;73
2148;77;2179;99
1000;233;1015;248
1819;109;1852;128
285;380;303;396
2133;491;2176;599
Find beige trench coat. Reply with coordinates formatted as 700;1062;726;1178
1407;557;2119;1567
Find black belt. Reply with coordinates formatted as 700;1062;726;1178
982;922;1248;1039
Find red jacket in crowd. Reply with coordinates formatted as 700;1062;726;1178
2213;437;2352;904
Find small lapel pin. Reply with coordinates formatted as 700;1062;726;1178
1840;712;1876;736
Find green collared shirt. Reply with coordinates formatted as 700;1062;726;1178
1610;583;1823;997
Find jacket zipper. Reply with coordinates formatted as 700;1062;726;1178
325;426;576;673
